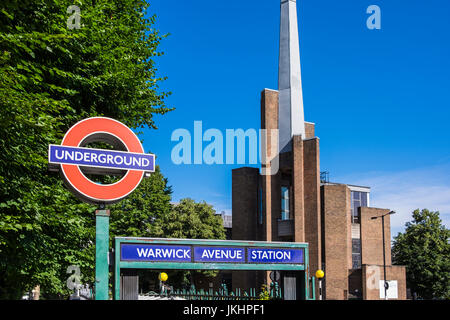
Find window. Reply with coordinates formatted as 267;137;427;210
352;254;361;269
351;191;368;223
281;186;290;220
352;239;361;269
352;238;361;253
360;192;367;207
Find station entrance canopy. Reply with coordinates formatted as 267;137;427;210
114;237;311;300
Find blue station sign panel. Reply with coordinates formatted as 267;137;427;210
194;246;246;263
120;243;304;265
49;145;155;172
121;244;191;262
248;248;303;264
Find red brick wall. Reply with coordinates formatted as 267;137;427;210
231;167;259;291
305;122;315;139
360;207;391;266
292;135;305;242
261;89;278;132
233;89;322;296
231;167;259;241
362;264;407;300
303;138;321;277
321;184;351;300
260;89;279;242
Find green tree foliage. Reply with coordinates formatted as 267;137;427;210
0;0;171;299
392;209;450;299
153;198;226;241
152;198;227;287
110;166;172;240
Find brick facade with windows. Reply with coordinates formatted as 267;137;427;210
231;89;407;300
231;0;406;300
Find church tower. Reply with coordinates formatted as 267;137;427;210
231;0;406;300
232;0;322;299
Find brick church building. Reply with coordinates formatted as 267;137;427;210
231;0;406;300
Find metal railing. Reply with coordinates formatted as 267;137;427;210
140;282;282;301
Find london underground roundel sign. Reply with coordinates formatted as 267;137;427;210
48;117;155;204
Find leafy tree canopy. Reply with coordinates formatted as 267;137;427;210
110;166;172;240
153;198;226;241
392;209;450;300
0;0;171;299
152;198;227;287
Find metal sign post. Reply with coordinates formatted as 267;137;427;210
95;209;110;300
48;117;154;301
270;271;281;282
315;269;324;300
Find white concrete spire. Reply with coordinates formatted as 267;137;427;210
278;0;305;151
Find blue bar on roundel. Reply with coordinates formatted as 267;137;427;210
193;246;245;263
48;145;155;172
247;248;304;264
121;244;191;262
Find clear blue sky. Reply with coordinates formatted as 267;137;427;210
140;0;450;237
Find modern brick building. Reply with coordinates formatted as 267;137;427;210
231;0;406;300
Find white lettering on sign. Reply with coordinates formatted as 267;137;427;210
136;247;190;259
115;155;123;165
251;250;291;261
98;154;106;163
55;149;65;160
56;149;149;167
75;152;83;161
200;249;243;260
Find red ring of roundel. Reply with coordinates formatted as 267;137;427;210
60;117;145;204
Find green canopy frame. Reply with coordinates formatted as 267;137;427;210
114;237;313;300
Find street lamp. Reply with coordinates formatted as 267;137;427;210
371;210;395;300
159;272;168;295
315;270;325;300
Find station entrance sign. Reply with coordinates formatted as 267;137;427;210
120;243;304;264
114;237;311;300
